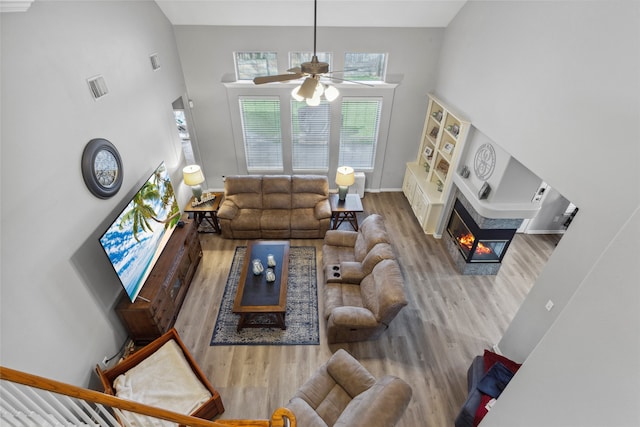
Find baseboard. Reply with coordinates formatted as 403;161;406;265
523;229;566;235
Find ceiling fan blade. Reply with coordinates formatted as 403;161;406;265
322;75;374;87
253;73;304;85
287;67;302;73
297;77;319;99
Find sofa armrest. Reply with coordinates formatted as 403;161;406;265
328;306;378;328
314;199;332;220
324;229;358;247
217;200;238;220
339;262;365;283
334;375;412;427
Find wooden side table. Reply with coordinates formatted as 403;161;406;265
329;193;364;231
184;192;223;233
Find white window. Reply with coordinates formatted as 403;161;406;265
235;52;278;80
289;52;332;71
291;100;330;171
239;97;283;171
343;53;387;82
339;98;382;170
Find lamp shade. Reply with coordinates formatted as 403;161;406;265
183;164;205;186
335;166;355;186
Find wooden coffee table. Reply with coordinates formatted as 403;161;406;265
232;241;290;331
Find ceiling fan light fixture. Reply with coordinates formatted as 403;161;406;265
306;94;321;107
292;85;304;101
314;80;324;97
324;84;339;102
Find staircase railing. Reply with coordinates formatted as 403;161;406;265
0;366;295;427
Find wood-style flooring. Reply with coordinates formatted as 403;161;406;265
173;192;560;426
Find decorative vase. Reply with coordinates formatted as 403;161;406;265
266;268;276;283
267;254;276;267
252;259;264;275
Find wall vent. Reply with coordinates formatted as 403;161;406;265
87;75;108;100
150;53;161;71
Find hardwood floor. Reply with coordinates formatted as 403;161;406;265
174;192;560;426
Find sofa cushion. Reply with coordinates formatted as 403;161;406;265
291;208;320;229
359;260;407;324
292;175;329;209
261;209;291;231
360;243;395;276
353;215;390;262
228;209;262;231
324;283;363;319
224;175;263;209
262;175;292;209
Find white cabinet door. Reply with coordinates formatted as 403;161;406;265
402;168;417;204
413;185;429;224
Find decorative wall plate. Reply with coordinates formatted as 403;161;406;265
474;143;496;181
81;138;123;198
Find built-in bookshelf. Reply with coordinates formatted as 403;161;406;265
403;94;470;235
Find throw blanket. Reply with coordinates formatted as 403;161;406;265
114;339;212;426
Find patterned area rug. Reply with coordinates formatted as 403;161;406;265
210;246;319;346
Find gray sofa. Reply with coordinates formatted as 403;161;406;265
217;175;332;239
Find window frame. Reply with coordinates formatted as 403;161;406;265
224;80;396;189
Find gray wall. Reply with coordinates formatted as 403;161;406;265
435;1;640;425
0;1;190;385
173;26;443;190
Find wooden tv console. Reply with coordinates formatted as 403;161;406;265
115;218;202;343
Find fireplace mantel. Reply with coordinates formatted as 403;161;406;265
453;174;541;220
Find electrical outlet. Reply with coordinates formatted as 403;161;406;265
545;300;554;311
100;356;109;369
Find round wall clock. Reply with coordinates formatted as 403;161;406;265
81;138;123;199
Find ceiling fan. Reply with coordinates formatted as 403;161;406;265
252;0;343;105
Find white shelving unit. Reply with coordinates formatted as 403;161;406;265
403;94;470;235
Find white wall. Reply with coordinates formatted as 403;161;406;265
172;26;444;190
435;1;640;425
0;1;190;385
458;127;543;204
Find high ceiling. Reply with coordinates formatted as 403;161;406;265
154;0;467;27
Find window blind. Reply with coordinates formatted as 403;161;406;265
339;98;382;169
291;100;329;171
239;97;283;171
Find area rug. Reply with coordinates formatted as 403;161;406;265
210;246;319;346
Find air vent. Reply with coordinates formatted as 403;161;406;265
87;75;108;100
150;53;160;71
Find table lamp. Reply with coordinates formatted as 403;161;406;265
183;164;205;201
335;166;355;201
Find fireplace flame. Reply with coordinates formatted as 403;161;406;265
457;233;493;255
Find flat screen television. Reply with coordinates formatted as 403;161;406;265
99;161;181;302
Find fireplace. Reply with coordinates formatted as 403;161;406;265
448;199;516;263
444;197;521;275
